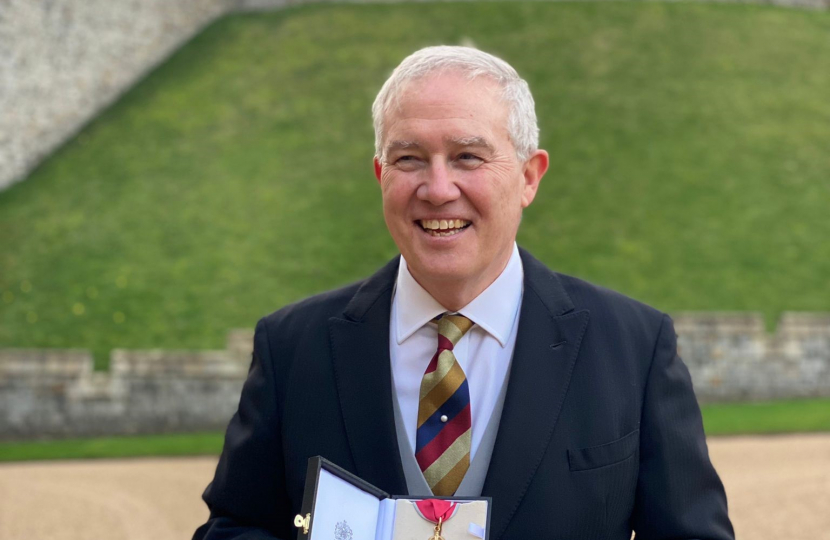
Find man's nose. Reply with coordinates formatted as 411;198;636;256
416;159;460;206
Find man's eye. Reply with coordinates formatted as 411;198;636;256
457;153;483;166
394;155;422;170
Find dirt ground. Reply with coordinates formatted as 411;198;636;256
0;434;828;540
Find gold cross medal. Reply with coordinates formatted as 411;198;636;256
414;500;458;540
430;517;445;540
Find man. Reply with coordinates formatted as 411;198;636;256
195;46;734;540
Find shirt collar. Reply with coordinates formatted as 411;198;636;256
394;243;524;347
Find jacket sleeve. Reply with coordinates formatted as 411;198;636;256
193;317;293;540
630;314;735;540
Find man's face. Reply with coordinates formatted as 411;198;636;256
374;72;547;295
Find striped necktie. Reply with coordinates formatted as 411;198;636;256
415;313;474;496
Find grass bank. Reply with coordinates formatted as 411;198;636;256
2;2;829;368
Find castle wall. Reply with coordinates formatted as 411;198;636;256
677;312;830;402
0;330;252;440
0;0;235;191
0;315;828;440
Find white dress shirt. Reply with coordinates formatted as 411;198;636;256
389;243;524;462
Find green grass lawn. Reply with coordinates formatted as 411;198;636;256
1;2;829;368
0;432;225;462
1;399;826;462
701;398;830;436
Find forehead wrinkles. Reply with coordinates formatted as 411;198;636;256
381;74;510;159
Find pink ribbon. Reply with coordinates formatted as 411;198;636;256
414;499;458;524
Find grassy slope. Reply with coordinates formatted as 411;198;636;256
1;398;827;462
1;3;829;368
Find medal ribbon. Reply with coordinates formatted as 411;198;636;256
414;499;459;524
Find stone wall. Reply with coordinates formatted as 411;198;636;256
1;314;828;440
0;0;235;191
2;0;828;191
677;312;830;402
0;330;252;441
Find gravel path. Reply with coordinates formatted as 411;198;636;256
0;434;828;540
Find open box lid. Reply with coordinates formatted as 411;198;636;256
294;457;390;539
293;457;491;540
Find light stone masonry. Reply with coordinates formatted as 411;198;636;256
677;312;830;402
0;331;251;441
1;314;829;440
0;0;235;191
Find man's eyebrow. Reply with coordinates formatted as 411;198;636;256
384;140;422;153
446;136;495;152
384;137;495;155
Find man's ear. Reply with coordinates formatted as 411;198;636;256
373;157;383;184
521;150;549;208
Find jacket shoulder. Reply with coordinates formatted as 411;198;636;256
559;272;663;317
259;279;364;335
552;271;669;345
519;247;665;329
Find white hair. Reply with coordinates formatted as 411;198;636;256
371;46;539;162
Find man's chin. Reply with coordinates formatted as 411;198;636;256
406;256;475;285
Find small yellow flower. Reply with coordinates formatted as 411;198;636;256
113;311;126;324
72;303;85;315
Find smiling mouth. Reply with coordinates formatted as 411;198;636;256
418;219;472;237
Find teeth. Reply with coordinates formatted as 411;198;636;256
419;219;470;231
427;228;464;237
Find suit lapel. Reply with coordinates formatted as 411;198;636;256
482;249;590;540
328;256;408;495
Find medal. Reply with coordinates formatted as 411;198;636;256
414;499;459;540
431;517;444;540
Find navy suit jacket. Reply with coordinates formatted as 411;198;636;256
195;248;734;540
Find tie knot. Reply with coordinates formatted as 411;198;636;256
437;313;474;347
